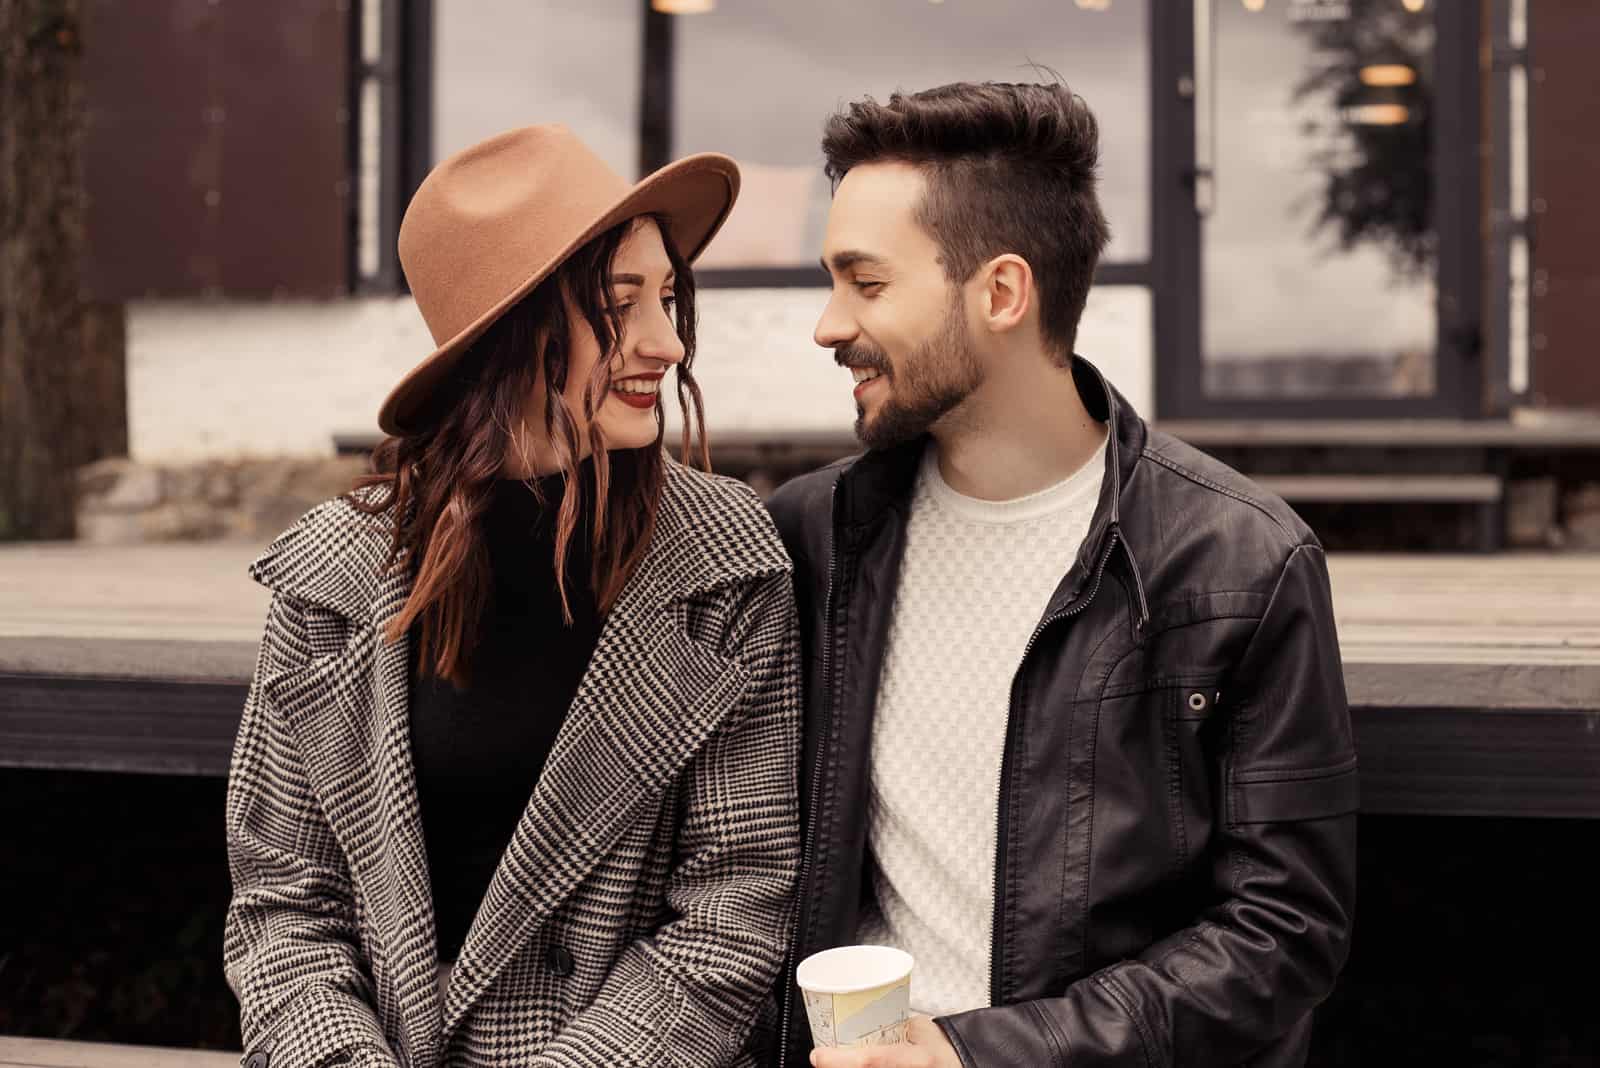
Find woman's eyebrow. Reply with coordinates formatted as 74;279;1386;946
611;272;675;287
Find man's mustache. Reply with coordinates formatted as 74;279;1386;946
834;345;890;374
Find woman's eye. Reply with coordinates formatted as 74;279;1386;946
661;296;676;313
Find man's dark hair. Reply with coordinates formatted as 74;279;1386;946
822;81;1111;358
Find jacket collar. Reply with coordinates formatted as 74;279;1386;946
246;458;789;1050
248;457;791;624
834;353;1150;626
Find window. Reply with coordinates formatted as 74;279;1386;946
671;0;1150;272
433;0;641;178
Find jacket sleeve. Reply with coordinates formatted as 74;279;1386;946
938;543;1359;1067
224;592;400;1068
530;570;804;1068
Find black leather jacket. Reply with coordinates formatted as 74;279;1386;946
764;356;1358;1067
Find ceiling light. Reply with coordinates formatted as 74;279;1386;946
1346;104;1410;126
1359;64;1418;86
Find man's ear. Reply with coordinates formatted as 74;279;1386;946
978;253;1033;337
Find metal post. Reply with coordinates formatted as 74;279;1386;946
639;1;674;176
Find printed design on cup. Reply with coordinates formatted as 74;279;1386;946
804;983;911;1047
803;989;836;1048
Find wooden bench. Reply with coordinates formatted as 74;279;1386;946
4;543;1599;819
1160;418;1600;551
1253;474;1507;552
1253;474;1503;503
0;1036;238;1068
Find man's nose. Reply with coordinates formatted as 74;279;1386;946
814;291;858;351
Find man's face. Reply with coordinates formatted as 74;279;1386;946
816;162;982;449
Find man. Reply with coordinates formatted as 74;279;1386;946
764;82;1358;1068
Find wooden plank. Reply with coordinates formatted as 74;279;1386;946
1326;554;1600;668
0;542;267;643
0;674;247;777
1254;474;1503;503
1349;661;1600;711
4;670;1598;815
18;547;1600;671
1158;417;1600;448
0;1037;238;1068
0;637;256;682
1352;704;1600;819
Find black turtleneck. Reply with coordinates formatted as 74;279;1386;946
408;470;603;963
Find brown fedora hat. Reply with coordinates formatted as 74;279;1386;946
377;124;740;436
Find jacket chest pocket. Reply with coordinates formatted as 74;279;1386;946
1164;680;1224;871
1090;676;1221;874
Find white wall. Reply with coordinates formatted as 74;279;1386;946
127;287;1152;463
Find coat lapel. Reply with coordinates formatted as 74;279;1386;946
363;564;447;1065
252;499;445;1068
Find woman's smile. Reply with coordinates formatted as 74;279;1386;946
611;371;664;409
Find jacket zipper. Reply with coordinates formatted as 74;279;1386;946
989;524;1122;1006
778;479;843;1068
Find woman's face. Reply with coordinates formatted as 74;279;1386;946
511;217;684;475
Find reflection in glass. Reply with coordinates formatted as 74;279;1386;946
674;0;1150;269
1203;0;1436;399
433;0;641;179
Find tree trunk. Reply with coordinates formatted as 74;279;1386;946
0;0;127;541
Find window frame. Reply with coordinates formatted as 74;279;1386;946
1153;0;1485;420
353;0;434;295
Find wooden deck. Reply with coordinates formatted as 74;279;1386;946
2;543;1598;817
0;1037;237;1068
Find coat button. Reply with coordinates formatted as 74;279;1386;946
1187;691;1209;713
243;1052;269;1068
546;944;576;977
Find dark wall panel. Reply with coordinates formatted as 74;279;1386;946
82;0;217;297
1530;0;1600;409
216;0;349;295
83;0;348;299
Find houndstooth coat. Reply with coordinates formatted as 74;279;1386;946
223;460;802;1068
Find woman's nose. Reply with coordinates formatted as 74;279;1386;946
635;308;686;366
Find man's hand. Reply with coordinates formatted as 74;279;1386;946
810;1016;963;1068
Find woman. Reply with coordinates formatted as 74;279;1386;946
223;125;800;1068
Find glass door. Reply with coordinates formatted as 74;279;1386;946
1156;0;1482;419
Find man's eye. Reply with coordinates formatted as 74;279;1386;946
854;281;884;293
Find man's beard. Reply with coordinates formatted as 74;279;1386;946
841;300;982;450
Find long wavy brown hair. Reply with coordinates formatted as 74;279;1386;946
349;214;709;686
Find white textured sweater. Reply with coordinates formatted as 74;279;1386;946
856;436;1107;1017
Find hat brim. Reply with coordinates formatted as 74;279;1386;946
377;152;740;437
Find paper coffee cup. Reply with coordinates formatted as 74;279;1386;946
795;945;914;1049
